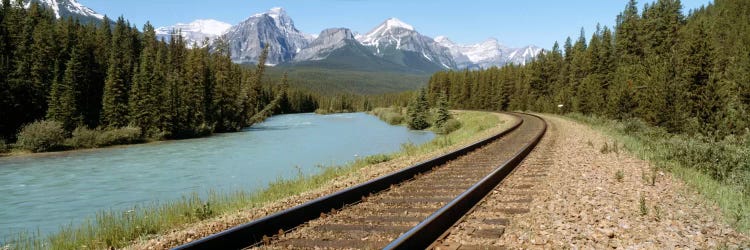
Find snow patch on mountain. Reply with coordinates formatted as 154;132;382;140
435;35;541;68
147;6;539;70
358;18;415;47
435;36;475;68
156;19;231;48
357;18;456;69
65;0;102;19
384;18;414;31
4;0;104;20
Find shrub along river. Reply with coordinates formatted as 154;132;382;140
0;113;434;240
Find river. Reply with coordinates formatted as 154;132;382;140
0;113;434;240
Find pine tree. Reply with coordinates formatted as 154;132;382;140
128;22;158;135
277;72;292;114
616;0;644;64
47;47;85;131
434;91;451;129
151;39;168;135
163;29;187;136
183;43;210;134
101;17;133;128
568;28;589;112
211;37;240;132
29;9;56;121
247;45;268;119
407;88;430;130
598;26;616;100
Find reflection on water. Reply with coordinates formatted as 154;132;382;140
0;113;434;239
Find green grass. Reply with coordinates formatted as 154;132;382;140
369;107;464;135
4;111;502;250
370;107;406;125
565;113;750;233
615;169;625;182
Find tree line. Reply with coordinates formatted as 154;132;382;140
427;0;749;139
0;1;319;141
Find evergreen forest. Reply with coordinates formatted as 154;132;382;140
0;0;321;145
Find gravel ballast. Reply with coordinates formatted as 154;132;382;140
440;114;748;249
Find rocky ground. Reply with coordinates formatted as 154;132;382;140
127;112;518;249
439;114;748;249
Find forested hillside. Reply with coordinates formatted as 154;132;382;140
0;1;318;142
266;66;430;94
428;0;749;139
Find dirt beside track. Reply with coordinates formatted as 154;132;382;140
437;114;748;249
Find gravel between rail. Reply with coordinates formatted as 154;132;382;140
258;114;544;249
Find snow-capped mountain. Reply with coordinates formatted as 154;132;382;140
2;0;103;21
435;36;479;68
166;8;540;71
294;28;357;62
506;45;543;65
436;36;542;68
356;18;456;70
155;19;231;48
223;7;311;65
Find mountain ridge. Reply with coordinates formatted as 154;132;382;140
156;8;541;71
2;0;104;23
65;3;542;71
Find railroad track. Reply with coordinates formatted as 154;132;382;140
175;113;546;250
433;118;557;249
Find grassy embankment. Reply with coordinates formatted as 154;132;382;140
0;122;145;157
565;113;749;233
370;106;462;135
5;110;501;250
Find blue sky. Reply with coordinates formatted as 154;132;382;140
80;0;712;48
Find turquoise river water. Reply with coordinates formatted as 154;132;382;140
0;113;434;241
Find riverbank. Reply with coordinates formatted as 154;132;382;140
124;111;515;249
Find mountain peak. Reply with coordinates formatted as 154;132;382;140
359;17;418;47
225;7;310;64
482;37;500;44
4;0;104;20
294;28;357;62
253;7;287;18
434;36;455;45
269;7;285;14
384;17;414;31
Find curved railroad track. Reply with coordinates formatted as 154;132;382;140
174;113;546;250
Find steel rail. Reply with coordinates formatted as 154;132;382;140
384;113;547;250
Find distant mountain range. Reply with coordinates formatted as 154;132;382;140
14;1;543;73
156;8;542;72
